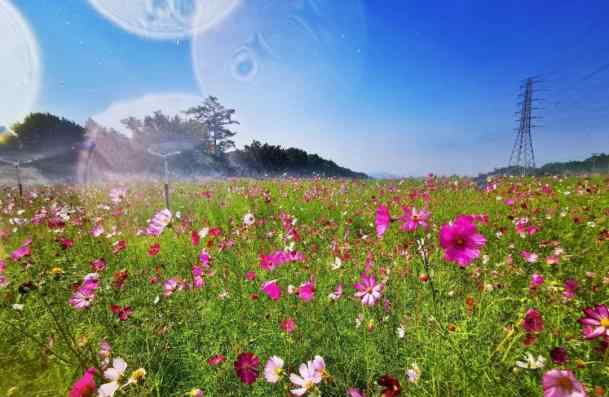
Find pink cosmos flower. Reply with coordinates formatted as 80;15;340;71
289;358;323;396
281;318;297;333
146;209;172;237
264;356;284;384
347;388;367;397
69;274;99;310
163;278;180;297
69;367;97;397
10;244;31;261
542;369;587;397
245;271;256;281
521;251;539;263
259;250;304;271
109;187;127;204
523;308;544;334
148;243;160;256
261;280;282;301
207;354;226;366
563;279;578;300
530;273;544;289
234;352;260;385
579;304;609;339
375;205;391;237
354;273;384;306
439;215;486;267
192;266;204;289
399;207;430;232
329;284;343;301
91;258;106;272
199;250;211;268
91;223;104;237
297;281;316;302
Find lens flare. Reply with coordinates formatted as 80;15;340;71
0;1;41;127
191;0;367;143
87;0;239;40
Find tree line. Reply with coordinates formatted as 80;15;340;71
0;96;367;181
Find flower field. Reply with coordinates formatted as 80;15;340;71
1;176;609;396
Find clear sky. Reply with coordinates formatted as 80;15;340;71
3;0;609;176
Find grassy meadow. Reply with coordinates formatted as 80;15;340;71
0;176;608;396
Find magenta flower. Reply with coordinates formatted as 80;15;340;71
192;266;204;289
439;215;486;267
399;207;430;232
523;308;544;334
10;244;31;261
579;304;609;339
163;278;180;297
91;258;106;272
542;369;587;397
207;354;226;366
199;250;211;268
69;367;97;397
530;273;544;289
354;273;384;306
234;352;260;385
550;347;569;365
328;284;343;301
297;281;316;302
375;205;391;237
110;304;133;321
261;280;282;301
259;250;304;271
347;388;367;397
563;279;578;300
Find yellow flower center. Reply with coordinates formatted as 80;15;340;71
601;318;609;328
557;376;574;392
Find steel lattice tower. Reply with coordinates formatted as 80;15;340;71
509;77;540;176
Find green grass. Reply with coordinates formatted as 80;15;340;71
1;177;608;396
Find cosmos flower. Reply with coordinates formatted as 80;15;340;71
530;273;545;289
264;356;284;383
406;363;421;383
207;354;225;366
523;308;544;334
375;205;391;238
192;266;204;289
109;187;127;204
289;359;323;396
579;304;609;339
199;250;211;268
550;347;569;365
281;318;297;333
328;284;343;301
297;281;316;302
563;279;578;300
146;209;172;237
69;274;99;310
521;251;539;263
347;388;367;397
68;367;97;397
354;273;384;306
399;207;430;232
163;278;180;297
439;215;486;267
542;369;587;397
110;304;133;321
378;374;401;397
234;352;260;385
188;389;204;397
261;280;282;301
98;357;128;397
243;213;255;226
516;352;546;369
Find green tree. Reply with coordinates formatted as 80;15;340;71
185;96;239;155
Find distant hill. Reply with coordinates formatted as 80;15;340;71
478;153;609;179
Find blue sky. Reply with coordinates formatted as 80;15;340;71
5;0;609;175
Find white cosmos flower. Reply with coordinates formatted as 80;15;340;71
98;357;127;397
515;353;545;369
